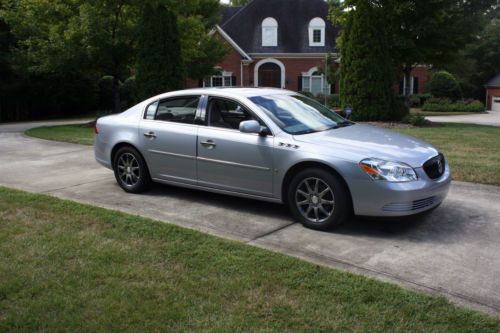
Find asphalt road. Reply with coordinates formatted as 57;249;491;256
1;121;499;316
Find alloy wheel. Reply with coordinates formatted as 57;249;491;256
117;153;140;187
295;177;335;223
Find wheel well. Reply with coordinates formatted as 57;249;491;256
111;142;146;167
281;162;353;209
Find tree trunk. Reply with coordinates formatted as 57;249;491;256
112;76;121;114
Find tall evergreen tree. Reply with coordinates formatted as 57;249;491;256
340;1;402;121
136;3;184;100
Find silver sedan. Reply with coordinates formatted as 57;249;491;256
94;88;451;230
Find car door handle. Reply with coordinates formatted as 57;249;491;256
143;131;156;138
200;140;216;149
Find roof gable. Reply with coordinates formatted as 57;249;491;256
220;0;338;54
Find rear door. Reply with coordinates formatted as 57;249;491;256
139;95;202;185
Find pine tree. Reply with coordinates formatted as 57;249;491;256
136;4;184;100
340;0;405;121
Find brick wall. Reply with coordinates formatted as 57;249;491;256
487;87;500;110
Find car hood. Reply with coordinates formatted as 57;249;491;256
293;124;439;167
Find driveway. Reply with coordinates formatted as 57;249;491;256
426;111;500;126
1;121;499;316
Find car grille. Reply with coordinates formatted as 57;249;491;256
423;153;445;180
382;196;437;212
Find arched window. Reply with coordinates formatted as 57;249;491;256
262;17;278;47
308;17;325;47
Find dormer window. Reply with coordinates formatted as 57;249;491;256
308;17;325;47
262;17;278;47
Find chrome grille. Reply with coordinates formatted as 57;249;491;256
423;153;445;180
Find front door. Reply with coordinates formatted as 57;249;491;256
258;62;281;88
139;95;201;185
197;97;274;197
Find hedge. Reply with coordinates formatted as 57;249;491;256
422;98;485;112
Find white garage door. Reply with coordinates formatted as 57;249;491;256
493;97;500;112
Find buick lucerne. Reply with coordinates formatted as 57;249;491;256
94;88;451;230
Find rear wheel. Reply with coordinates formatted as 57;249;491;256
287;168;351;230
113;146;151;193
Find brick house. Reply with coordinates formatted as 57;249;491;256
187;0;428;96
485;74;500;111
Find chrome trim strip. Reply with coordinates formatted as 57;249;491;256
149;149;196;160
197;156;271;171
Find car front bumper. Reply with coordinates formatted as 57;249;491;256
349;164;451;217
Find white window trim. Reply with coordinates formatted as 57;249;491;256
301;67;330;95
402;76;416;95
308;17;325;47
262;17;278;47
204;70;234;88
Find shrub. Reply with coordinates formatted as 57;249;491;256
328;94;341;108
426;71;461;100
423;99;485;112
402;114;427;127
409;93;432;107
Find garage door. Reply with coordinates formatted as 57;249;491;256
494;97;500;112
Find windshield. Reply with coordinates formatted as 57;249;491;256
249;94;348;135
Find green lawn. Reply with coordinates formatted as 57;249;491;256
396;123;500;186
25;124;95;145
0;187;499;331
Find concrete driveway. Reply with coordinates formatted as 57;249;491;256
426;111;500;126
1;121;499;316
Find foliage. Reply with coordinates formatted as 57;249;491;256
402;113;427;127
339;0;406;121
0;0;226;120
228;0;251;6
426;71;461;100
409;93;432;108
136;3;184;100
423;98;485;112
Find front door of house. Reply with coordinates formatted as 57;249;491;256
258;63;281;88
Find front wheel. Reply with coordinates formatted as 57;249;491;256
287;168;351;230
113;146;151;193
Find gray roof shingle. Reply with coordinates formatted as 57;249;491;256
220;0;339;54
486;74;500;87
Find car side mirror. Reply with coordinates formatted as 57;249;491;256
239;120;261;134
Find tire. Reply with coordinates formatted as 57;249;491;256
113;146;151;193
287;168;351;230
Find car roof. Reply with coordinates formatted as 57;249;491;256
152;87;295;101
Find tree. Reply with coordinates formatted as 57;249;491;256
340;0;402;121
426;71;461;100
330;0;498;97
228;0;250;6
382;0;497;97
136;3;184;99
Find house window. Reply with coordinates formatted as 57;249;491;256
400;76;419;95
308;17;325;47
203;70;235;87
302;70;329;95
262;17;278;47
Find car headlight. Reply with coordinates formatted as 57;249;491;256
360;158;417;182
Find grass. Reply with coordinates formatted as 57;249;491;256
25;124;95;145
410;108;483;117
396;123;500;185
0;186;499;332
